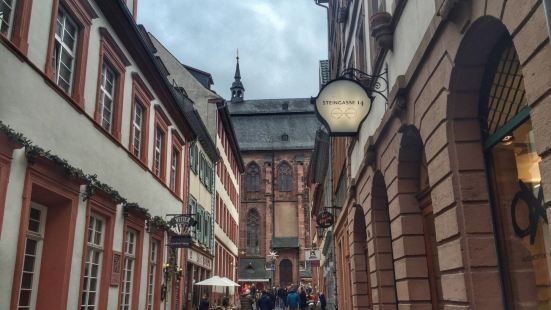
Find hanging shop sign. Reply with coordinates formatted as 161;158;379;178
316;211;334;228
312;78;372;136
166;213;197;248
170;235;193;248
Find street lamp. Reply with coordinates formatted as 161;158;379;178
317;225;325;240
268;250;278;289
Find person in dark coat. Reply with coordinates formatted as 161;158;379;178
257;291;272;310
198;294;209;310
299;288;308;310
319;291;327;310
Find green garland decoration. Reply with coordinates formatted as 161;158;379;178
0;121;169;230
150;215;171;231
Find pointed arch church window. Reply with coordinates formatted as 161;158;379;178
245;162;260;192
278;162;292;192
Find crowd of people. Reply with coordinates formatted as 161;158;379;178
241;284;327;310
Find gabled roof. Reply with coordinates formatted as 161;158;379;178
94;0;196;141
183;65;214;89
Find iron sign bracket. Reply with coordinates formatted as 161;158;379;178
339;65;389;103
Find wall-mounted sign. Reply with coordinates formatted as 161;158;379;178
110;251;122;286
305;249;321;261
312;78;372;136
316;211;334;228
187;248;213;270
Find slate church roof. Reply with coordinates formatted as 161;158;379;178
228;98;321;151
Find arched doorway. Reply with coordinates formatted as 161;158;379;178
369;171;397;308
279;259;293;287
350;205;371;307
449;16;551;308
481;38;550;308
398;125;442;309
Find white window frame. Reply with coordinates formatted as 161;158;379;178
53;7;78;94
132;102;144;158
154;128;164;177
170;147;178;191
17;203;47;310
146;240;158;310
0;0;16;38
100;63;116;133
120;229;136;310
80;214;105;309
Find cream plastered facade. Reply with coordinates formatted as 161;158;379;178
0;0;190;308
343;0;437;179
214;136;239;258
188;142;214;216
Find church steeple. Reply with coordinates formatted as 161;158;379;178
230;49;244;103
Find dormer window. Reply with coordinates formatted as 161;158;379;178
281;134;289;141
282;102;289;110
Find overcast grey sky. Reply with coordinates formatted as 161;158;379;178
137;0;327;100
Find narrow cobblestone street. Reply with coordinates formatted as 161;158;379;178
1;0;551;309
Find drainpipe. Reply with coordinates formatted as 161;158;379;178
544;0;551;40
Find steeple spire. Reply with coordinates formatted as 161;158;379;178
234;49;241;79
230;49;245;103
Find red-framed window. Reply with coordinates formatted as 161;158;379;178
129;73;153;166
170;129;183;196
146;231;163;310
0;0;33;54
0;134;17;238
44;0;96;107
94;28;130;140
79;191;116;310
118;212;145;310
153;106;170;181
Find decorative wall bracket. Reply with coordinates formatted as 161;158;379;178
340;66;389;103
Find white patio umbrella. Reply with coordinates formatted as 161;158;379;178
220;277;240;287
194;275;233;286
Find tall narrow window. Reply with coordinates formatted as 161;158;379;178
189;143;198;174
99;64;116;132
153;128;164;177
132;103;144;157
245;162;260;192
52;8;78;94
170;147;179;192
0;0;16;37
278;162;292;192
246;209;259;255
146;240;158;310
17;204;47;310
120;229;136;310
81;214;105;309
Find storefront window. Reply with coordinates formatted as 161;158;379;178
489;119;551;308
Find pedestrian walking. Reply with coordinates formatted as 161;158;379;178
286;288;300;310
198;294;209;310
318;291;326;310
299;287;307;310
